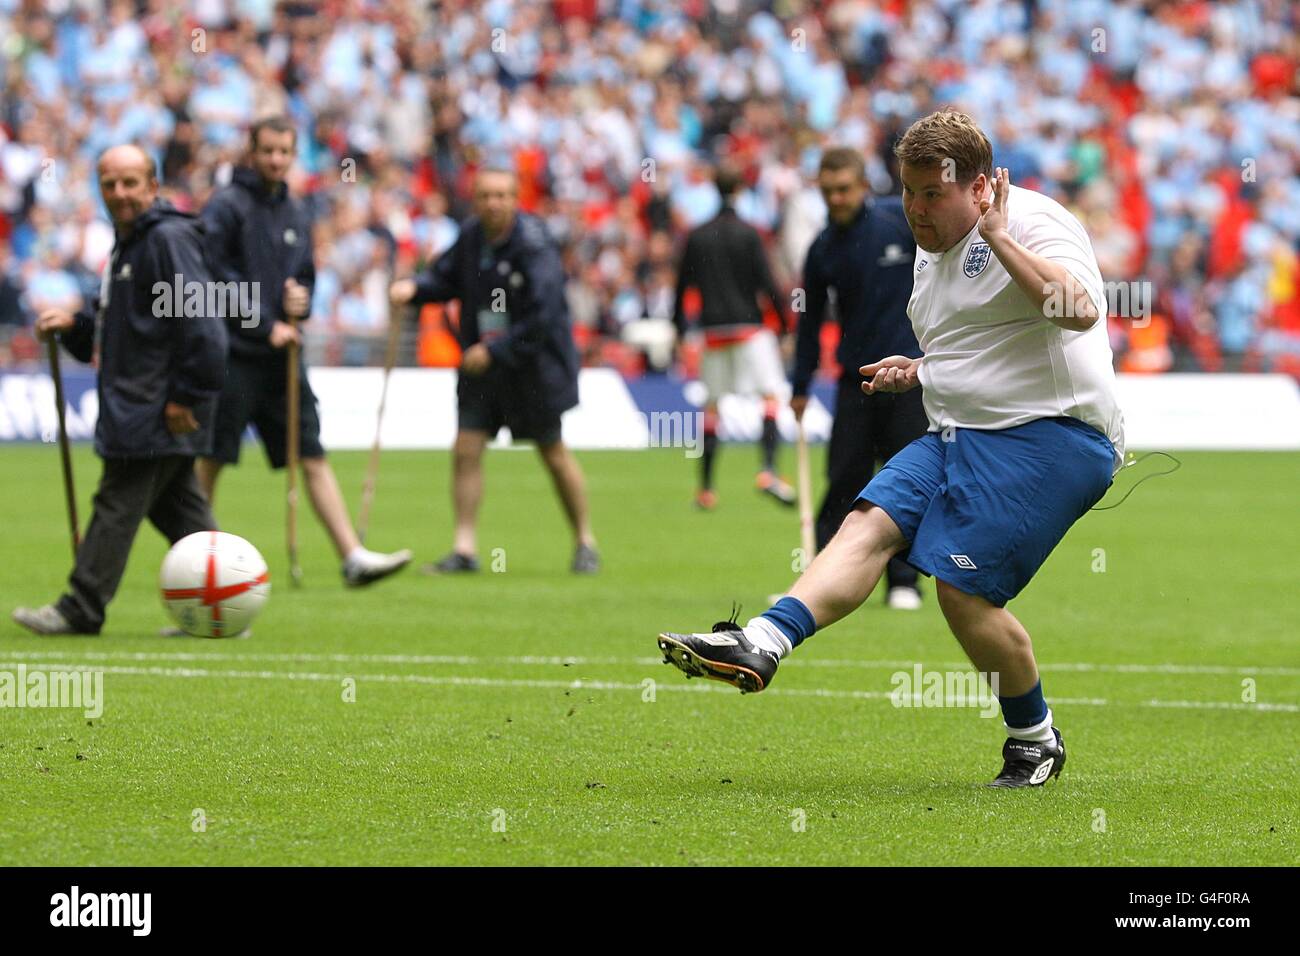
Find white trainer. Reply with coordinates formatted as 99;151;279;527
887;586;922;610
343;548;413;587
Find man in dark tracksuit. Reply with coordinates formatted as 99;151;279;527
13;145;227;635
790;147;928;609
673;165;793;510
199;116;410;587
389;167;599;574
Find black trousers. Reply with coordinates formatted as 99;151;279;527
57;455;216;632
817;378;929;589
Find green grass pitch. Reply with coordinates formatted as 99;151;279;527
1;443;1297;866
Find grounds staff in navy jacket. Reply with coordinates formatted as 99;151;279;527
388;167;599;575
790;147;928;608
198;116;411;588
13;144;227;635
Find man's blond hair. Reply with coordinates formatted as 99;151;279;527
894;109;993;185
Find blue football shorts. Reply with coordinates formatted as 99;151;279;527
858;416;1116;606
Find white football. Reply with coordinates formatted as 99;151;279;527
160;531;270;638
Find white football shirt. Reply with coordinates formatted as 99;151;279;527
908;184;1125;466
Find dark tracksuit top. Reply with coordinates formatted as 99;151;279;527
412;212;581;417
60;200;228;458
672;204;789;345
791;197;919;396
200;166;316;362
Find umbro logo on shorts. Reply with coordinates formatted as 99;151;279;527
696;633;740;646
950;554;978;570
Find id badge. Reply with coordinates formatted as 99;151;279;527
477;308;509;342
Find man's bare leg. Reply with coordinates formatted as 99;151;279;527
536;439;595;548
935;580;1039;696
787;502;907;628
452;430;489;557
301;454;412;584
657;501;905;692
935;578;1061;782
301;455;359;559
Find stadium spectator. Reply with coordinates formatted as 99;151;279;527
0;246;27;327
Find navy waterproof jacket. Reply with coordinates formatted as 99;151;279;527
792;197;920;397
200;166;316;361
61;200;229;458
413;212;580;417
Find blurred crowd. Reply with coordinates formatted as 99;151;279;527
2;0;1299;377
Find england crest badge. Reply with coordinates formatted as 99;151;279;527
963;242;991;278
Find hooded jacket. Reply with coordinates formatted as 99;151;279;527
61;200;228;458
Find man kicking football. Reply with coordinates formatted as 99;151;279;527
656;109;1125;788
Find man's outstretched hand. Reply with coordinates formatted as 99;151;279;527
860;356;920;394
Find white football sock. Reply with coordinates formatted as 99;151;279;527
1005;709;1056;746
345;546;373;566
742;616;792;658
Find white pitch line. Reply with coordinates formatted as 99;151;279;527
5;648;1300;677
0;661;1296;713
3;649;611;666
